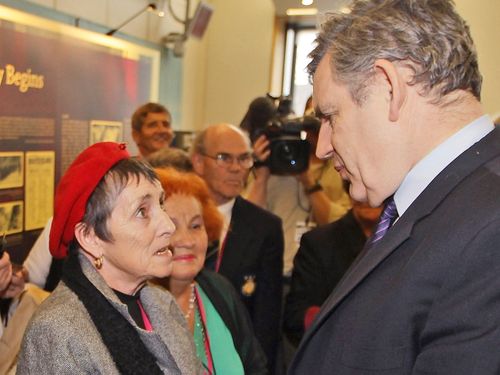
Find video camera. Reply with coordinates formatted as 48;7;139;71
247;95;319;175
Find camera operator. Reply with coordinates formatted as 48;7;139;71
243;96;351;278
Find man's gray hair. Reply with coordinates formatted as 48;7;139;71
189;123;251;157
190;128;209;157
308;0;482;105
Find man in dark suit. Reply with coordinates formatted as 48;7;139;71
284;201;381;347
289;0;500;374
191;123;284;372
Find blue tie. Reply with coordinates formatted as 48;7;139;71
367;196;398;247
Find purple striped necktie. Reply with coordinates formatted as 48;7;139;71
367;196;398;247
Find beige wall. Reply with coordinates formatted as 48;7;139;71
182;0;499;131
455;0;500;117
181;29;210;132
181;0;276;131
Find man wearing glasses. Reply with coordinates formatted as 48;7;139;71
191;123;284;373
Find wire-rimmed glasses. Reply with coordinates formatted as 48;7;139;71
201;152;254;169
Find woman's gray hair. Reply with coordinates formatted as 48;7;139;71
81;158;158;243
308;0;482;105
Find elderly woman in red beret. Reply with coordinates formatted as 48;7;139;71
17;142;200;374
154;168;268;375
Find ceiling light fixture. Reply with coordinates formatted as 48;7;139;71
106;3;158;36
302;0;314;5
286;8;318;16
162;0;214;57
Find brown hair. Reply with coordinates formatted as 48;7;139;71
131;102;170;132
155;167;223;243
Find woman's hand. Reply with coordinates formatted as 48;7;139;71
2;266;27;298
0;252;12;293
0;253;27;299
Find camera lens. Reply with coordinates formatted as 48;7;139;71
269;139;309;175
277;143;297;163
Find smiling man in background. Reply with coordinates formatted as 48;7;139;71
131;102;174;158
289;0;500;374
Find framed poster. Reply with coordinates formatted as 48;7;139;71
0;200;23;235
90;120;124;144
0;152;23;189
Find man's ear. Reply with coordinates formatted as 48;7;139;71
191;153;204;175
373;59;407;122
74;222;102;258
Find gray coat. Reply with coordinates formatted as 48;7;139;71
17;254;201;374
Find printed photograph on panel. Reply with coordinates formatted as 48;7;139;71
0;152;24;189
89;121;123;144
25;151;55;230
0;200;23;235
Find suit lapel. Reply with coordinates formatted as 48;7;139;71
310;213;414;330
297;126;500;352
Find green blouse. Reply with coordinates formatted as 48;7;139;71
193;285;244;374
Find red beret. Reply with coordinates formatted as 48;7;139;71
49;142;130;258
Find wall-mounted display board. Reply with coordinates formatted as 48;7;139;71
0;5;160;262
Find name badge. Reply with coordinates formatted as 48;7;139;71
241;275;256;296
294;220;316;244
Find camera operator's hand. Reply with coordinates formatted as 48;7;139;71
297;167;315;189
252;134;271;181
296;159;334;226
245;135;271;209
253;134;271;163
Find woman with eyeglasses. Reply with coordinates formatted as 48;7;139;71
154;167;268;375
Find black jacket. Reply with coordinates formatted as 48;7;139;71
205;196;284;372
284;210;366;346
196;269;268;375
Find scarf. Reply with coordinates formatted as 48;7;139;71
62;250;164;375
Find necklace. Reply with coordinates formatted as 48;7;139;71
193;287;214;375
185;282;196;320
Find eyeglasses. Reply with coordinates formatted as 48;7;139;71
201;152;254;169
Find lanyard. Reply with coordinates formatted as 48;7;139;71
137;299;153;332
214;232;228;273
195;287;215;375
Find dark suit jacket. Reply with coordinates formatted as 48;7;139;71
284;210;366;346
289;126;500;374
196;270;269;375
205;196;284;372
